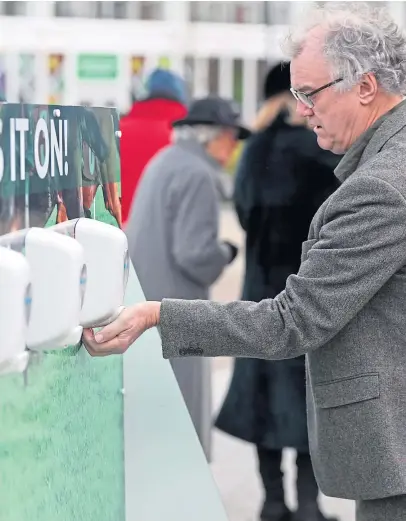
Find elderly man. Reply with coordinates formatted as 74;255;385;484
124;96;248;461
85;4;406;521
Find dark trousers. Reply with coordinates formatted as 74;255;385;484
257;446;319;518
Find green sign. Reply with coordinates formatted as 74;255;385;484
77;54;118;80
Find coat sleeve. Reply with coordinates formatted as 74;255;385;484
171;171;230;288
160;173;406;360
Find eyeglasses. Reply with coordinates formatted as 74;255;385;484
290;78;343;108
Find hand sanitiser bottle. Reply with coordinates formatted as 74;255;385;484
0;246;31;375
0;228;86;352
51;219;129;328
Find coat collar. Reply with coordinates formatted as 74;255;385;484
175;138;229;199
334;99;406;183
176;138;222;171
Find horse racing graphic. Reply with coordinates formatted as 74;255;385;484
0;103;121;235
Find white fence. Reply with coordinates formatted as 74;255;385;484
0;13;289;122
0;0;404;123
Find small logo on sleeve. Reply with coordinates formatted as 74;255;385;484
179;347;203;356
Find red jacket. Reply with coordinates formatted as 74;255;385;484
120;98;187;225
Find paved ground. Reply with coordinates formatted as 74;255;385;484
208;205;356;521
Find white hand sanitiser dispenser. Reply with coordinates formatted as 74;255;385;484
51;219;129;328
0;228;86;352
0;246;31;375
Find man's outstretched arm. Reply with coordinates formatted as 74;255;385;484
83;173;406;361
160;174;406;360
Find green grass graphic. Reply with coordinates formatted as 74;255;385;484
0;188;125;521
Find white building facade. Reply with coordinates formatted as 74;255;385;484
0;1;402;123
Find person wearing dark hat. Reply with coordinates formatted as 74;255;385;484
125;96;250;461
120;68;188;226
172;95;251;140
213;63;340;521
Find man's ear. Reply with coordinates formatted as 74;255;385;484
358;73;378;105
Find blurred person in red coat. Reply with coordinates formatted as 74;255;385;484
120;68;188;225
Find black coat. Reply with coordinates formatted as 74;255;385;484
215;112;341;452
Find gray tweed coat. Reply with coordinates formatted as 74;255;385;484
159;99;406;510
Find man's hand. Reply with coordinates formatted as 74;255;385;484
82;301;161;357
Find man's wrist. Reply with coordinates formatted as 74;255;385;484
147;301;161;329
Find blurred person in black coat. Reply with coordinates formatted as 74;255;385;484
215;62;341;521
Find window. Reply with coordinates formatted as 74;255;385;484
112;2;127;19
190;2;228;22
95;2;128;19
54;2;97;17
232;3;250;23
191;2;271;24
1;1;27;16
139;1;163;20
126;2;140;19
96;2;115;18
228;2;264;24
54;1;69;17
55;1;129;18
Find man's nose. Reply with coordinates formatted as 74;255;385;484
296;100;314;118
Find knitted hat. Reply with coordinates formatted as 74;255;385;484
144;68;188;105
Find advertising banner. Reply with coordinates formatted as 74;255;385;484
0;103;124;521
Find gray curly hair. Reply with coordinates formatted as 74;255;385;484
283;2;406;95
171;125;224;145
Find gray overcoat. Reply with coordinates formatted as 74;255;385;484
159;99;406;507
125;138;230;461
